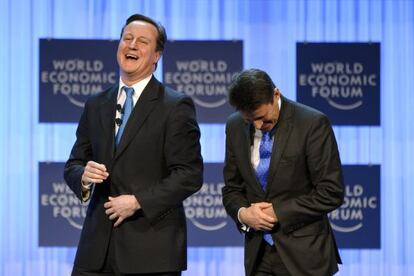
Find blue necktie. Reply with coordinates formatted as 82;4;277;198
255;131;275;245
115;86;134;146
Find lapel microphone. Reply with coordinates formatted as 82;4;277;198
116;104;124;114
115;118;122;126
115;104;123;126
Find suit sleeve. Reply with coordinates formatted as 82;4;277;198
222;122;250;230
63;100;92;202
137;96;203;224
274;115;344;233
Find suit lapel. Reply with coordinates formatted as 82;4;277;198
266;97;294;191
241;121;267;195
114;76;161;160
99;85;118;161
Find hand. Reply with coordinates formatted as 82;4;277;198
81;161;109;184
256;203;278;223
104;195;141;227
239;202;277;231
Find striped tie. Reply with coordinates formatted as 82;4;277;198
115;86;134;146
255;131;274;245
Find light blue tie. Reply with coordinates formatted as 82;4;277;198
255;131;275;245
115;86;134;146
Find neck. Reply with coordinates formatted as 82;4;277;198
121;72;152;86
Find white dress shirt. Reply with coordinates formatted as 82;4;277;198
237;97;282;230
115;74;152;135
81;74;153;201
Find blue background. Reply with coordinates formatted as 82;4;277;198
297;43;380;125
186;163;243;247
39;39;119;123
0;0;413;275
163;40;243;123
332;165;381;249
39;162;85;247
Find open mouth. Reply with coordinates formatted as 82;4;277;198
125;54;138;60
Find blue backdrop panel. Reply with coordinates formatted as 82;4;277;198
185;163;242;246
297;43;380;125
329;165;380;249
39;39;119;123
163;40;243;123
39;162;85;246
1;0;414;275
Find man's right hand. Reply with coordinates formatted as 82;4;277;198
81;161;109;184
239;202;277;231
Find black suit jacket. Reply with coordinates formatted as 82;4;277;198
64;76;203;274
222;96;343;276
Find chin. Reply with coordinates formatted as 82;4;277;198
262;125;274;131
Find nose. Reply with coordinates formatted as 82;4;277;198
128;38;138;49
253;120;263;130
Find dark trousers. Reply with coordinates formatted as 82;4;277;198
72;233;181;276
252;241;291;276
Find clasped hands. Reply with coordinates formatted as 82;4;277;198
239;202;278;231
82;161;141;227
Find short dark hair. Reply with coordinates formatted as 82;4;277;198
228;69;276;113
120;14;167;53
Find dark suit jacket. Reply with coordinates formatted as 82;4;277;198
222;96;344;276
64;76;203;274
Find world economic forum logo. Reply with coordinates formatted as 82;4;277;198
328;184;378;233
41;59;117;108
39;162;89;246
298;62;377;110
183;182;228;231
40;181;88;230
164;59;238;108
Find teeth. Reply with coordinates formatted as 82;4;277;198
126;54;138;59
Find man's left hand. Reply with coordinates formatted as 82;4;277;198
104;195;141;227
253;202;278;223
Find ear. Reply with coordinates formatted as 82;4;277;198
273;88;281;102
154;51;161;64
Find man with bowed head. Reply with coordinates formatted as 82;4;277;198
222;69;344;275
64;14;203;276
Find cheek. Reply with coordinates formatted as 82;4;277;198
263;116;273;123
116;45;125;59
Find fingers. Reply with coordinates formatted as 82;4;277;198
103;196;137;227
259;225;273;231
240;205;276;231
88;161;107;171
104;201;120;222
251;204;276;223
251;202;276;224
104;201;111;209
114;217;123;227
81;161;109;183
260;212;277;224
252;202;272;208
105;207;114;215
109;213;118;221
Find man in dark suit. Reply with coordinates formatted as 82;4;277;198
222;69;344;276
64;14;203;276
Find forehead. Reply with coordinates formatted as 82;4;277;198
241;104;271;120
123;21;158;38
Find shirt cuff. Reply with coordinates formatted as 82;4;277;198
81;181;93;202
237;207;250;232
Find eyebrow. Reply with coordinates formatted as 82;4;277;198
253;115;264;120
123;33;152;41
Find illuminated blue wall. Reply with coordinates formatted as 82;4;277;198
0;0;413;275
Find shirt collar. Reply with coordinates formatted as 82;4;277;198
117;74;153;99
